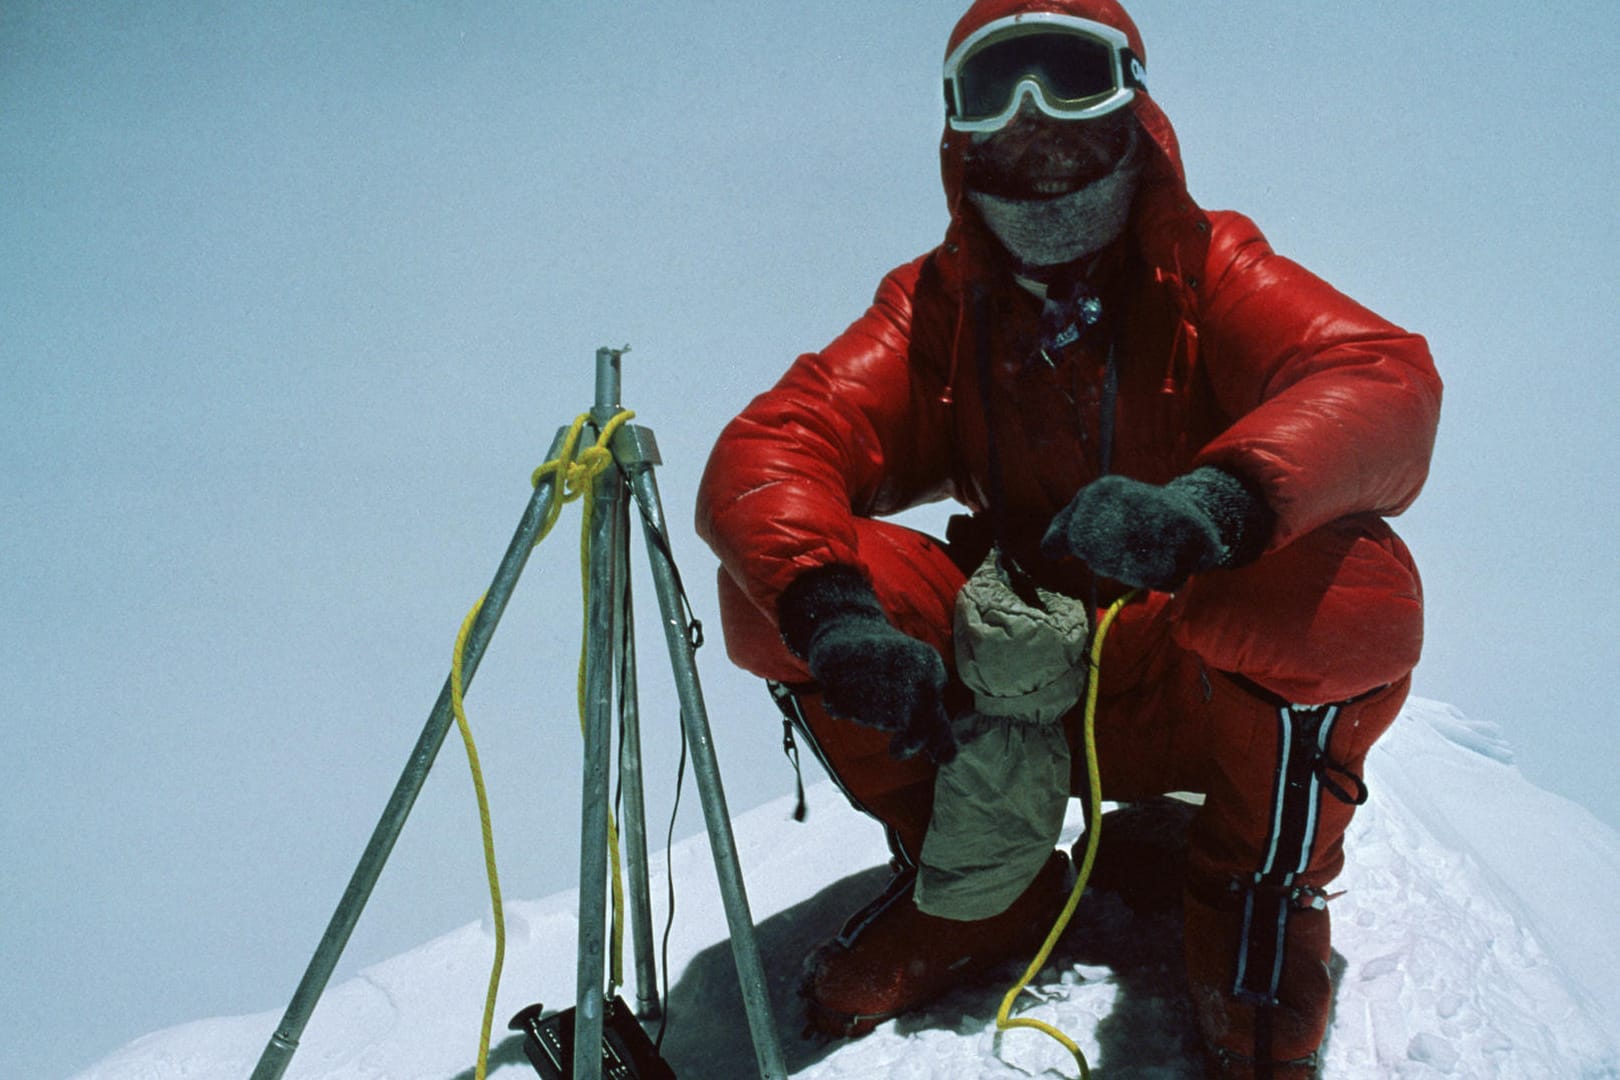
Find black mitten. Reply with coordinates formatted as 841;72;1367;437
778;564;956;764
1040;467;1274;591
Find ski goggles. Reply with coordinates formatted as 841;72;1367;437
943;13;1146;133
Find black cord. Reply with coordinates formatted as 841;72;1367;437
610;457;702;1050
654;709;688;1052
621;462;704;649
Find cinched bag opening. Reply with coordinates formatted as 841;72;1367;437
916;549;1090;918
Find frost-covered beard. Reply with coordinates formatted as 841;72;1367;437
965;126;1143;268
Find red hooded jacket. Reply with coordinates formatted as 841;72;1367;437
696;0;1440;681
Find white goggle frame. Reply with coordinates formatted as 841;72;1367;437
943;12;1143;133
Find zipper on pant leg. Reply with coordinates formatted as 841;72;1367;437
767;680;918;872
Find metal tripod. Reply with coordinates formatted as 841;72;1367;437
250;348;787;1080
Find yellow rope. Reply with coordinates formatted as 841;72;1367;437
538;409;638;992
528;410;635;545
994;589;1139;1080
451;595;504;1080
453;409;637;1080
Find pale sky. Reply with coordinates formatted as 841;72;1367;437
4;3;1618;1077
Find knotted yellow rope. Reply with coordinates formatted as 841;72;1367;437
995;589;1138;1080
532;409;637;995
453;409;636;1080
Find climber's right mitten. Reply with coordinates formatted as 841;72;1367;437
778;564;955;764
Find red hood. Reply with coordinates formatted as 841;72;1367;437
938;0;1188;281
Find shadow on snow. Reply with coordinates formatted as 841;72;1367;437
468;799;1345;1079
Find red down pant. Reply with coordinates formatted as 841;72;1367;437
716;513;1422;1071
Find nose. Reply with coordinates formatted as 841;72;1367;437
966;84;1054;144
975;91;1062;153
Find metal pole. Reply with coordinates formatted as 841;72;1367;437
573;475;619;1080
574;351;629;1080
621;437;789;1080
615;506;663;1018
250;429;570;1080
594;344;623;419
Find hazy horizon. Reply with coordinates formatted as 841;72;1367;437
5;3;1618;1077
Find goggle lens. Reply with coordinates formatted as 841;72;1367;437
956;31;1117;120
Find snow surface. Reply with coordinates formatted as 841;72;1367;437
73;698;1619;1080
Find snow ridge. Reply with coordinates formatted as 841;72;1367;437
71;699;1620;1079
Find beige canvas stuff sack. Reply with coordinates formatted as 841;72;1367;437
915;549;1090;919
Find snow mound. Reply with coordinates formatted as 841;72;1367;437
73;698;1620;1079
1417;698;1516;765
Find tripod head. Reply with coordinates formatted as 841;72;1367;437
594;344;631;423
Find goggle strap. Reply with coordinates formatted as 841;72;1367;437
1122;47;1147;92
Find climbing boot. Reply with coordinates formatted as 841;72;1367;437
1187;886;1332;1080
803;850;1071;1036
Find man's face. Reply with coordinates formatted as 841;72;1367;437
961;100;1139;201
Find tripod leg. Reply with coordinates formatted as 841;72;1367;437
625;458;789;1080
575;461;626;1080
250;430;571;1080
614;502;663;1019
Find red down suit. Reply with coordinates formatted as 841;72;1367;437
695;0;1441;1069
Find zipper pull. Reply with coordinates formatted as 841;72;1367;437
782;719;808;822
